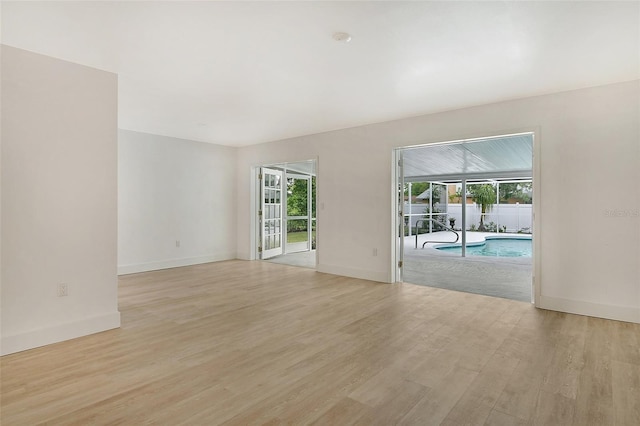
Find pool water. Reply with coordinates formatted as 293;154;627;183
436;238;532;257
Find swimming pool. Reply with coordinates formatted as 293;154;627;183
436;238;532;257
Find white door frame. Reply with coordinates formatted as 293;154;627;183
392;149;404;283
285;172;313;254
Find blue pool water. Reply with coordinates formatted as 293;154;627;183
436;238;532;257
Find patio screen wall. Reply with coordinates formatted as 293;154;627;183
404;203;532;234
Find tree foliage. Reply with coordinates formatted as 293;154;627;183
404;182;442;202
467;184;497;231
410;182;429;197
287;177;316;217
499;182;532;204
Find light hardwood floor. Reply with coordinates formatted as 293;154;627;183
1;260;639;425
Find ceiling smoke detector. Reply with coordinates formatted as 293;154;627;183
332;32;352;43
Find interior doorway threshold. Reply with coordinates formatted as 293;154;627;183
264;250;316;269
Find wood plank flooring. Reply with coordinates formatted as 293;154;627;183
1;260;639;425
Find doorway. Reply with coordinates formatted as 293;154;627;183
256;160;317;269
394;133;537;303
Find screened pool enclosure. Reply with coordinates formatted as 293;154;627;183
396;133;535;302
404;179;533;240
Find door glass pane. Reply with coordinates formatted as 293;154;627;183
261;168;286;258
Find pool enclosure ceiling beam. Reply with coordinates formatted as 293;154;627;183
404;169;532;183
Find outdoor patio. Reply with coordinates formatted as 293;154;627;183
402;232;533;302
265;250;316;269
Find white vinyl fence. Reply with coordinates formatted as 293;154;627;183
405;203;532;234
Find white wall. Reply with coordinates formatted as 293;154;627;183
1;46;120;355
118;130;237;274
237;80;640;324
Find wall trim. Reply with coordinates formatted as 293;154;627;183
1;311;121;356
317;263;390;283
118;253;237;275
538;295;640;324
236;251;251;261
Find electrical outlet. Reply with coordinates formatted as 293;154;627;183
57;283;68;297
373;248;378;256
176;240;181;248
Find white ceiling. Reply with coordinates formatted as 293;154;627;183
2;1;638;147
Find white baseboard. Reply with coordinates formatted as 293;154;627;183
117;253;236;275
538;295;640;324
317;263;390;283
1;311;121;356
236;251;251;261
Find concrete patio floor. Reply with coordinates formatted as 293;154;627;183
403;231;533;302
264;250;316;269
263;232;533;303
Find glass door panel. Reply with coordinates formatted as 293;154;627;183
260;167;283;259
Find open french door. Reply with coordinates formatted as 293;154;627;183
285;173;312;254
259;167;284;259
397;151;405;282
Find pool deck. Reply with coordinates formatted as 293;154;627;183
402;231;533;302
405;231;531;259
